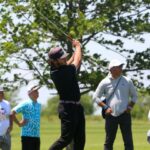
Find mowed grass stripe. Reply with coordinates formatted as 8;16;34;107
11;116;150;150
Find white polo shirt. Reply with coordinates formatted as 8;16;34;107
93;75;138;116
0;99;11;136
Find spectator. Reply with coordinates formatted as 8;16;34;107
11;83;41;150
147;110;150;143
0;86;12;150
93;59;137;150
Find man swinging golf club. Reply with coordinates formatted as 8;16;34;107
48;40;85;150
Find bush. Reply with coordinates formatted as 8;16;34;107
42;94;94;116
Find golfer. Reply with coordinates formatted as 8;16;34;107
48;40;85;150
0;86;12;150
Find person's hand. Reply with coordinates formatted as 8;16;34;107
105;107;112;115
18;119;28;127
7;125;13;132
125;105;133;113
72;40;81;47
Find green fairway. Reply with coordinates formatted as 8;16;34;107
11;116;150;150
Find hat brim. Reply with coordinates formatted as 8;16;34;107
119;64;124;68
60;53;69;59
28;85;41;94
109;63;124;70
33;86;41;91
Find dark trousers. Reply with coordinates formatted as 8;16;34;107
0;132;11;150
21;136;40;150
104;113;134;150
49;103;85;150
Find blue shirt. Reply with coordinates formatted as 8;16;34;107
13;99;41;137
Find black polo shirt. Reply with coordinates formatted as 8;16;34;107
50;64;80;102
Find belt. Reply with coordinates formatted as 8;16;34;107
60;100;80;105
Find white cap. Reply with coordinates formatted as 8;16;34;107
108;59;124;70
0;86;4;92
27;83;40;94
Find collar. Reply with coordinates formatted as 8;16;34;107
29;99;37;104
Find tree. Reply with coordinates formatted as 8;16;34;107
0;0;150;93
42;94;94;116
132;89;150;119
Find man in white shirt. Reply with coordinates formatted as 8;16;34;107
147;110;150;143
93;59;137;150
0;86;12;150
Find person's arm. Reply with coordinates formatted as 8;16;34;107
126;101;135;113
6;103;13;132
67;52;75;65
93;80;105;104
98;101;112;115
126;79;137;112
67;40;82;69
8;114;13;132
93;79;112;115
11;110;27;127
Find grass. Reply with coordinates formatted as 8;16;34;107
11;116;150;150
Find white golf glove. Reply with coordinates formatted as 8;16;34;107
147;130;150;143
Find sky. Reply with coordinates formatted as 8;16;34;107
1;2;150;115
86;34;150;115
16;33;150;115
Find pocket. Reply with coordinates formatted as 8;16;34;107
58;104;65;114
58;104;68;119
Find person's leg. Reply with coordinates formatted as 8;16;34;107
0;143;2;149
21;136;30;150
22;136;39;150
34;137;40;150
73;105;85;150
119;113;134;150
1;132;11;150
0;136;4;149
66;140;73;150
104;115;118;150
49;104;75;150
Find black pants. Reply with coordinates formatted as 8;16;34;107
0;132;11;150
21;136;40;150
49;103;85;150
104;113;133;150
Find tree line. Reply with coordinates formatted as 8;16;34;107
0;0;150;118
